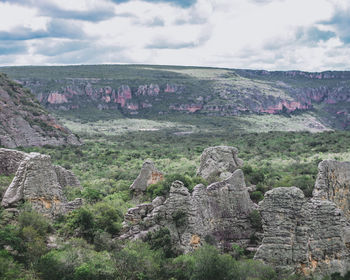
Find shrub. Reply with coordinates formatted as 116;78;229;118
249;210;263;231
145;227;176;258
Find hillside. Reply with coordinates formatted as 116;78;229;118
1;65;349;130
0;73;81;148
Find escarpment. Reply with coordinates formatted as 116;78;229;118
0;148;82;217
3;66;350;130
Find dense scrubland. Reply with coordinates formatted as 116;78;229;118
1;110;350;279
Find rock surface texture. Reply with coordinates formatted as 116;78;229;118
197;146;244;181
0;73;81;148
130;160;163;195
0;148;82;216
255;160;350;278
122;169;256;253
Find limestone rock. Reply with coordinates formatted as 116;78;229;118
130;160;163;195
54;165;81;189
1;149;82;217
0;148;27;176
197;146;244;181
0;73;81;148
313;160;350;219
122;169;256;253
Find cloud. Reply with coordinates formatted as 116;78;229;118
110;0;196;8
0;41;27;55
0;0;349;71
320;8;350;44
146;40;195;49
33;40;89;56
296;26;336;43
2;0;115;22
0;19;85;41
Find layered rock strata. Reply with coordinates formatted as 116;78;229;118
122;169;256;253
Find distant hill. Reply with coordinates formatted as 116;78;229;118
0;73;81;148
1;65;349;130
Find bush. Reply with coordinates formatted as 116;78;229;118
249;210;263;231
145;227;176;258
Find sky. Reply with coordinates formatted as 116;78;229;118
0;0;349;71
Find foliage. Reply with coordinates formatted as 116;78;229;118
249;210;263;231
147;174;207;199
145;227;176;258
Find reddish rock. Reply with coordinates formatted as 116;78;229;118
169;104;203;113
136;84;160;96
47;92;68;104
127;103;139;110
259;101;309;114
116;85;132;107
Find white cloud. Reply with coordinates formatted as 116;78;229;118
0;0;349;71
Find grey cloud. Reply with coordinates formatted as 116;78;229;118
2;0;115;22
146;41;195;49
34;40;89;57
0;19;86;41
320;9;350;44
110;0;196;8
296;27;336;44
0;41;27;55
133;16;165;27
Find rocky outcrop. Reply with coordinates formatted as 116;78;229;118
0;73;81;148
130;160;163;195
136;84;160;96
1;149;82;217
122;169;257;253
255;160;350;278
0;148;27;176
313;160;350;219
197;146;244;181
54;165;81;189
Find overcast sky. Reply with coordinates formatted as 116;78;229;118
0;0;349;71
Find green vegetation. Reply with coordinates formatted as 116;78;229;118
1;88;350;279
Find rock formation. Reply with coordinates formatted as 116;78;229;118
255;160;350;278
0;148;27;176
122;169;257;253
197;146;244;181
313;160;350;219
0;148;82;217
130;160;163;195
0;73;81;148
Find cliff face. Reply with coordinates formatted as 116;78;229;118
255;160;350;278
0;73;81;148
2;65;349;130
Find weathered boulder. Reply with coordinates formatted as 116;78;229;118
0;148;27;176
122;169;256;253
130;160;163;195
255;160;350;278
197;146;244;181
54;165;81;189
1;149;82;217
313;160;350;219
